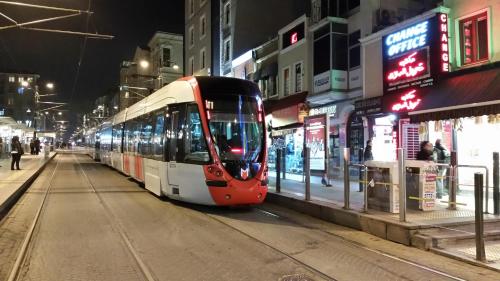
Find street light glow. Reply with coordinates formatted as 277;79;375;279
46;82;54;89
21;81;29;87
172;64;180;70
58;112;62;116
139;60;149;69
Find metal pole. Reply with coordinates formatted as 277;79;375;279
474;173;486;262
486;168;490;214
494;152;499;215
343;148;350;210
305;147;311;201
276;149;281;193
363;166;368;212
448;151;457;210
282;148;286;180
398;148;406;222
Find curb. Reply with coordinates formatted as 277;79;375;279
0;153;57;221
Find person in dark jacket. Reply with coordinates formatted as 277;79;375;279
416;141;434;161
34;138;41;155
363;140;373;161
11;136;23;170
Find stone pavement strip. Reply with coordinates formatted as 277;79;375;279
0;152;56;216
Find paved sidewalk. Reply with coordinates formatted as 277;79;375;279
0;152;56;216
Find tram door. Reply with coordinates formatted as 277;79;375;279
166;105;186;195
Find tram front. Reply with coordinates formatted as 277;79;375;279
196;77;268;205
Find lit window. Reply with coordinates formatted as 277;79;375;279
8;76;15;83
459;11;488;65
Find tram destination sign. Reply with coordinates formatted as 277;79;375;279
383;13;449;94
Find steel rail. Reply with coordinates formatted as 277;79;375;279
73;154;156;281
255;207;468;281
7;158;60;281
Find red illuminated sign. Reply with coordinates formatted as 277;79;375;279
391;90;421;112
439;14;449;72
291;32;298;45
387;52;426;81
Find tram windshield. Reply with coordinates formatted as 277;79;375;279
206;95;264;163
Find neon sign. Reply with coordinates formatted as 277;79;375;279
387;52;425;81
291;32;298;45
391;90;421;112
439;13;449;72
386;21;428;57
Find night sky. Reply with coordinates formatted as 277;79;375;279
0;0;184;112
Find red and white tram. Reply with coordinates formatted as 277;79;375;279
85;76;268;205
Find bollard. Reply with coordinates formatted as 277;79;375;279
305;147;311;201
494;152;499;215
276;149;281;193
398;148;406;222
448;151;457;210
343;148;350;209
474;173;486;262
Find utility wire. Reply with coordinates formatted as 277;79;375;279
69;0;92;103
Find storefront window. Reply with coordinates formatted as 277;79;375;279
372;115;396;161
268;128;304;176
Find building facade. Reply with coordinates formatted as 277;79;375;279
0;72;40;127
148;31;184;89
357;0;500;187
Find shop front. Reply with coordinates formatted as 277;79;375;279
308;101;355;178
266;93;308;179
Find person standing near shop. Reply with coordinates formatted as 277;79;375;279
29;139;35;155
34;138;41;155
434;139;450;199
363;140;373;161
416;141;434;161
11;136;23;170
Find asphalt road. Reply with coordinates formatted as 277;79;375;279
0;153;499;281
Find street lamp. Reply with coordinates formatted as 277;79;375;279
58;112;62;116
139;60;149;69
21;80;29;87
46;82;54;89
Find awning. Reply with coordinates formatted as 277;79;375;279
406;62;500;122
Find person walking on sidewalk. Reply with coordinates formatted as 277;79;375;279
29;139;35;155
363;140;373;161
11;136;23;170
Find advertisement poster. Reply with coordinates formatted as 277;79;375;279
305;115;326;171
420;166;438;210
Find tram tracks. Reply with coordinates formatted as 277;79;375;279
6;155;156;281
4;153;475;281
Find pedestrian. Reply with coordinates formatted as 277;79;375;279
434;139;450;199
34;138;41;155
11;136;23;170
363;139;373;161
30;139;35;155
416;141;434;161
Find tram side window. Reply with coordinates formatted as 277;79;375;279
123;122;131;153
112;124;123;153
167;104;186;162
184;104;209;164
152;110;165;161
125;119;141;154
101;127;112;152
139;114;155;158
